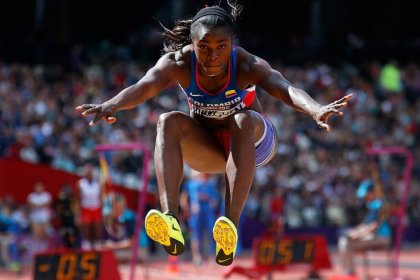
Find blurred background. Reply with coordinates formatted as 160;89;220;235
0;0;419;279
1;0;420;64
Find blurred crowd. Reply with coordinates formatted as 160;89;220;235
0;173;149;272
0;45;419;270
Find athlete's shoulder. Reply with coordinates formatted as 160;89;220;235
235;46;270;70
234;46;252;64
235;46;272;85
155;45;192;83
158;45;193;68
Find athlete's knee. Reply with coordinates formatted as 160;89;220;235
157;111;185;136
229;111;256;131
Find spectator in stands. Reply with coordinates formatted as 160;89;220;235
27;182;52;252
379;59;403;94
267;187;285;237
0;203;21;272
75;163;104;250
102;193;149;260
338;179;392;276
55;183;79;249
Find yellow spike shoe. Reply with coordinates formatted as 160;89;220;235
213;216;238;266
145;209;185;256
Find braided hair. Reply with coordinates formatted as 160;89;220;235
160;0;243;54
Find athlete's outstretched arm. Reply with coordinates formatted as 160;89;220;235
247;54;352;131
76;54;177;126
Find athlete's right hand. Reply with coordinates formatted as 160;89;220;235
75;103;117;126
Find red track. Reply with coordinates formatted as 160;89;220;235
2;248;419;280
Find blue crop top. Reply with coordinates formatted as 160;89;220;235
179;47;256;119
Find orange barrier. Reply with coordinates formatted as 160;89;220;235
225;234;332;279
33;249;121;280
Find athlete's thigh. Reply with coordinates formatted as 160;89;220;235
175;112;226;173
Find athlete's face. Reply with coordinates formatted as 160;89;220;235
192;26;232;76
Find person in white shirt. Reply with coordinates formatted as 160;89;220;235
27;182;52;250
75;163;104;250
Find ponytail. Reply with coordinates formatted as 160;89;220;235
160;19;192;54
226;0;243;22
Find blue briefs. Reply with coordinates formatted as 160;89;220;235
254;113;277;167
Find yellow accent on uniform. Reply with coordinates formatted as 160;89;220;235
225;89;237;98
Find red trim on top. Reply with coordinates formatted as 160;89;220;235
195;58;231;96
243;88;256;107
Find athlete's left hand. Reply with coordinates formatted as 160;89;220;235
313;93;353;132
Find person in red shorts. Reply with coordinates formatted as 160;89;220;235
75;163;104;250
